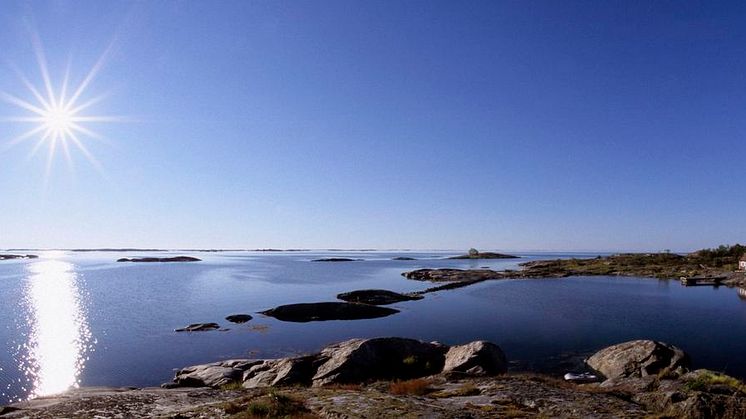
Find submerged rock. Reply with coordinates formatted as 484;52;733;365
117;256;201;263
225;314;253;324
175;322;221;332
260;302;398;322
311;258;360;262
587;340;690;380
442;340;507;376
336;289;423;305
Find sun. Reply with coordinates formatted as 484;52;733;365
44;106;75;134
1;32;123;176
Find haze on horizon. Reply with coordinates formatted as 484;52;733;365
1;1;745;253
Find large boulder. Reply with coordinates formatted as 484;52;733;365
336;289;423;305
312;337;447;386
442;341;507;376
260;302;399;322
166;337;509;390
243;356;319;388
587;340;690;380
173;359;261;387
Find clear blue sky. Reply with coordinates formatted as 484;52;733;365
1;1;744;251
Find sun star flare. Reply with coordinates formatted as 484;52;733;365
1;34;123;178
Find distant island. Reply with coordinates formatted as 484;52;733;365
447;248;519;260
117;256;202;263
0;254;38;260
405;244;746;289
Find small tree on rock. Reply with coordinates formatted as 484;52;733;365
468;248;479;258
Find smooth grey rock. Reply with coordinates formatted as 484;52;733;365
311;337;446;386
442;340;507;376
587;340;690;380
174;359;262;388
243;356;318;388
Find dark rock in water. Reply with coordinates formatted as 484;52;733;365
117;256;201;263
448;252;518;260
311;258;360;262
337;289;423;305
587;340;690;380
443;341;507;376
0;254;38;260
403;268;504;282
260;302;398;322
392;256;417;261
175;322;221;332
225;314;253;323
312;337;447;386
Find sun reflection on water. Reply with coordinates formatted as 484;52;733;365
22;259;92;399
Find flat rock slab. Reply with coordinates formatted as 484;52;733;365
337;289;423;305
260;302;398;322
117;256;201;262
2;375;651;418
225;314;253;323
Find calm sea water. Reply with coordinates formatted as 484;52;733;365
1;250;746;404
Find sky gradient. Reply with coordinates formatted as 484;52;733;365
1;1;745;251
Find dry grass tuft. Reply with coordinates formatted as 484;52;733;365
389;378;432;396
221;390;318;418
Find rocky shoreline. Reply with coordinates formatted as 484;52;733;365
4;338;745;418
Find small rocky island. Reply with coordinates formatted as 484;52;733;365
259;302;399;322
117;256;202;263
448;248;518;259
337;289;423;305
5;338;745;418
